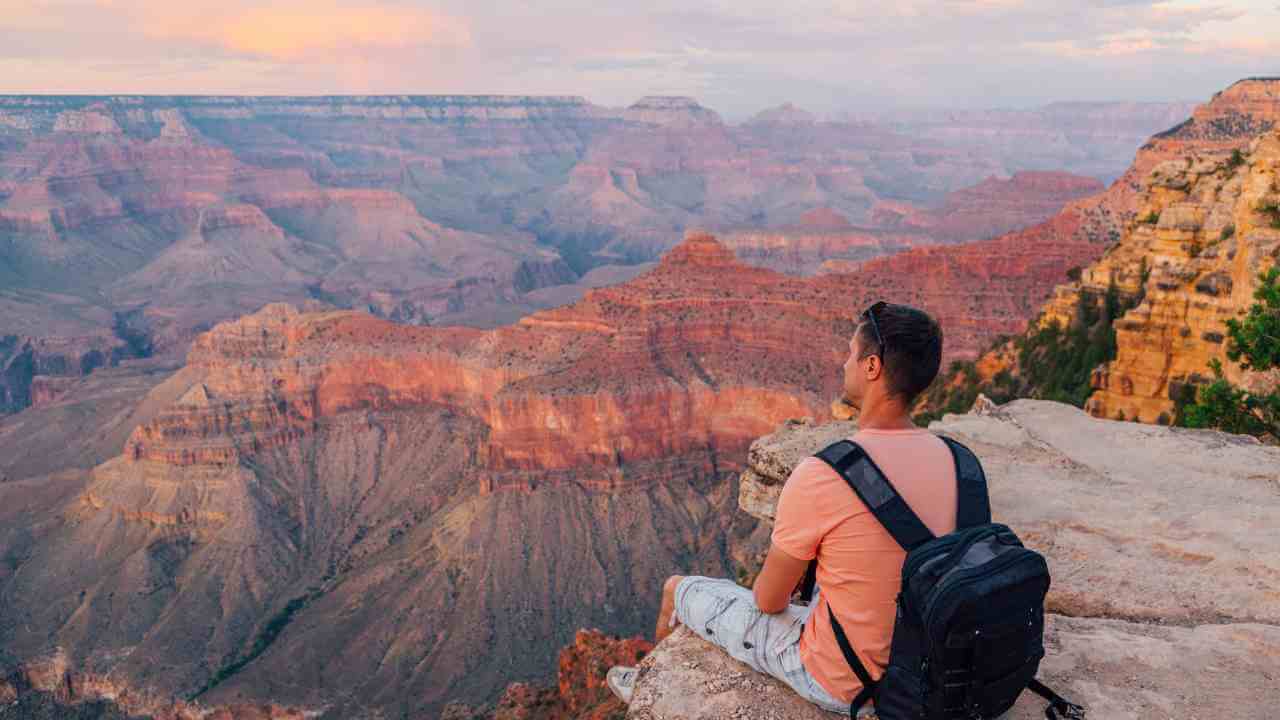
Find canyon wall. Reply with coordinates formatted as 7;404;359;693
717;172;1102;276
852;100;1198;183
0;93;1188;415
1025;90;1280;425
927;79;1280;421
1077;131;1280;423
1;231;1135;716
0;234;854;718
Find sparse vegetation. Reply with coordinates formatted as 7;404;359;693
1221;224;1235;241
192;591;317;699
914;282;1136;423
1227;148;1246;170
1179;268;1280;441
1258;200;1280;230
1141;210;1160;225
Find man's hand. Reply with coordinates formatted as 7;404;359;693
752;544;810;614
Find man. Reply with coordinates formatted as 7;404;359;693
608;302;955;715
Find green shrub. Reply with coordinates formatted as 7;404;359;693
915;282;1136;423
1141;210;1161;225
1227;148;1246;170
1220;224;1235;241
1258;201;1280;229
1179;268;1280;440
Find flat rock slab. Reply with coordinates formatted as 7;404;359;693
1026;614;1280;720
740;399;1280;626
627;626;830;720
933;400;1280;626
628;616;1280;720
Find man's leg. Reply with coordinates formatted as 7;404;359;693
670;576;850;714
655;574;685;642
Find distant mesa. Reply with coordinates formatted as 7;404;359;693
796;207;853;229
746;102;818;127
624;96;723;126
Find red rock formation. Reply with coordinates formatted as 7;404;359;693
870;171;1104;243
929;79;1280;409
122;234;850;478
719;171;1102;275
797;207;852;229
475;630;653;720
0;95;1198;416
1;331;133;413
1;233;855;718
825;211;1100;359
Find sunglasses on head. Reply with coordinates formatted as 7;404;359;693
862;301;888;357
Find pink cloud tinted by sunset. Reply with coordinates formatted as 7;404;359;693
0;0;1276;114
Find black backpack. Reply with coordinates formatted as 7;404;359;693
800;436;1085;720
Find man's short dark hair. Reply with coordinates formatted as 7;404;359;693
856;303;943;404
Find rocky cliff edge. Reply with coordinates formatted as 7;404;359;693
628;399;1280;720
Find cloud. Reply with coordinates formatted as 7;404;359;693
136;2;472;60
0;0;1276;113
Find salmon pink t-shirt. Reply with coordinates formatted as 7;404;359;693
771;427;958;704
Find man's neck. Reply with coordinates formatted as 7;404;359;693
855;394;917;431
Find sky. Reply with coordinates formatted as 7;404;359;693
0;0;1277;118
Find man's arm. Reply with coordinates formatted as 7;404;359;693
753;543;810;613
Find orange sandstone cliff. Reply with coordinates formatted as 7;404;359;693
930;79;1280;417
1075;131;1280;423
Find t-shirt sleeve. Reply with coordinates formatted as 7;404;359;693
771;457;829;561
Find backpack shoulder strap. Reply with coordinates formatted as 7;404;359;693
937;435;992;529
814;440;935;552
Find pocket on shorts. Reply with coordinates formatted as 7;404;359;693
785;612;807;647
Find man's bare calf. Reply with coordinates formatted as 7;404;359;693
654;574;685;642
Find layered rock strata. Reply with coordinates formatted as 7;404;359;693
1039;130;1280;423
1;232;1130;716
940;79;1280;422
0;94;1200;415
0;234;854;717
630;399;1280;719
854;101;1199;183
718;172;1102;276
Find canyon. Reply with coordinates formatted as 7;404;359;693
4;84;1275;719
0;227;1155;717
0;234;851;717
1012;82;1280;425
921;78;1280;419
0;94;1180;416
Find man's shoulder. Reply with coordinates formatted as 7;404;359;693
787;454;842;485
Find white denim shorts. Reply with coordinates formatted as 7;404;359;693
673;576;868;716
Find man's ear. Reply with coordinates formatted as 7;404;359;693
865;354;883;382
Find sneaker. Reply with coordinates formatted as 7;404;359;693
606;665;638;705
